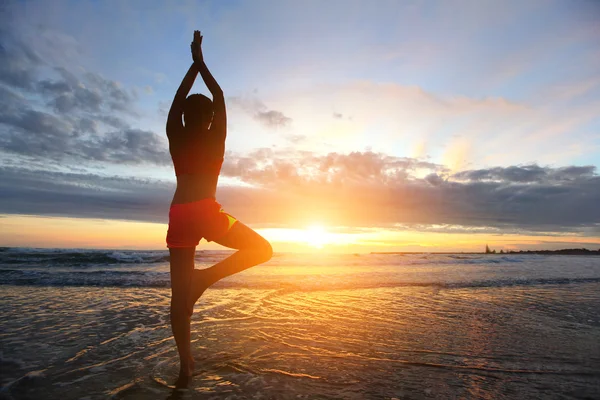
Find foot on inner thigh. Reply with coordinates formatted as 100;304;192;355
187;268;213;314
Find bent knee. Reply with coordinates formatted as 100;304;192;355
251;239;272;263
262;240;273;262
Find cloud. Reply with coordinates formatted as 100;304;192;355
0;0;598;241
0;100;170;165
254;110;292;128
0;109;71;139
0;167;173;223
264;78;600;169
93;129;170;165
0;28;43;89
0;103;168;165
47;84;103;114
2;150;597;235
0;106;169;164
34;67;136;115
228;95;292;128
0;22;162;167
220;149;445;186
218;149;600;231
453;165;597;183
83;71;136;112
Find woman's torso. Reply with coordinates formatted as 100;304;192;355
168;126;224;205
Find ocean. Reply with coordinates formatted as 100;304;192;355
1;247;599;399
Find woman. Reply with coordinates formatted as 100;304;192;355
165;30;273;388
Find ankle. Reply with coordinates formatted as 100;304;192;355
180;361;194;375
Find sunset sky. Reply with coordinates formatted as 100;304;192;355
1;0;599;252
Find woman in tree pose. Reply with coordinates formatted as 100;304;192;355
166;30;272;388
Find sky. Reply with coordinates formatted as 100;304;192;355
0;0;599;252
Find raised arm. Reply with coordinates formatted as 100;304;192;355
167;64;198;135
191;31;226;140
198;61;226;139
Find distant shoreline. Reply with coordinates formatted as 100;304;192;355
371;249;600;256
1;247;599;256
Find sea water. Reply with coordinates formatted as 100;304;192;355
1;248;599;399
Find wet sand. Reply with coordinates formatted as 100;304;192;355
2;281;599;399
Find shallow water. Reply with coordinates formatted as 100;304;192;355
1;251;599;399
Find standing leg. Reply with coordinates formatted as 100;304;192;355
187;221;272;311
169;247;196;388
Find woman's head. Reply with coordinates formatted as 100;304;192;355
183;94;213;130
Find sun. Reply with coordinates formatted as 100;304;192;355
305;225;329;248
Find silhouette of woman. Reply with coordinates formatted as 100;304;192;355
165;30;272;388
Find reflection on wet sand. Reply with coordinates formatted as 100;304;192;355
2;281;599;399
2;253;600;399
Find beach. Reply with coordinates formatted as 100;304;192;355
1;249;599;399
2;1;600;398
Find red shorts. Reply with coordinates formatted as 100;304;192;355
166;199;238;248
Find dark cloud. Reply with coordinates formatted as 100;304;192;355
424;173;445;186
76;117;98;134
0;105;168;164
551;166;597;181
228;95;292;128
0;85;26;108
0;167;173;223
453;164;597;183
0;166;278;226
219;150;600;231
0;14;598;238
48;86;103;114
33;67;136;116
0;28;43;89
92;129;170;165
0;24;157;166
38;79;71;95
0;109;70;138
83;71;136;112
2;150;596;234
0;110;74;158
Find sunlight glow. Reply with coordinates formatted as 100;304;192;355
257;224;355;250
306;225;329;248
2;215;598;253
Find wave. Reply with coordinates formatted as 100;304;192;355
0;247;165;265
0;247;231;267
0;247;533;268
406;255;527;265
2;247;597;291
1;268;599;290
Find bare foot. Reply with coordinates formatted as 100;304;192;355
174;372;191;389
175;355;195;389
187;268;213;315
